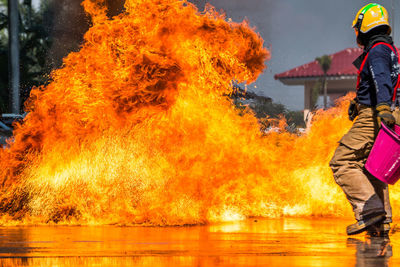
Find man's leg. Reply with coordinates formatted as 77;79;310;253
368;173;392;223
329;108;386;234
330;143;385;221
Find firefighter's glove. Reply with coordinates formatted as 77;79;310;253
348;98;358;121
376;103;395;128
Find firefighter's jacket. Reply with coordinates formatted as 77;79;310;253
354;35;400;107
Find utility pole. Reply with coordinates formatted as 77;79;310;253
8;0;20;115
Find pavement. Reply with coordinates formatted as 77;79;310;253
0;218;398;266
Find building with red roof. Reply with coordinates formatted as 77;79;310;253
275;47;362;120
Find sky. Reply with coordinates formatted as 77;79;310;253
32;0;40;9
191;0;399;110
31;0;399;111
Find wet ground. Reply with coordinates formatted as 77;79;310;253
0;218;398;266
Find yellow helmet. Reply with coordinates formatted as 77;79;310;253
352;3;391;34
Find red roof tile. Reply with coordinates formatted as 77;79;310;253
274;47;362;80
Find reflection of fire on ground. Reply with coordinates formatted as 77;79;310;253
0;0;396;226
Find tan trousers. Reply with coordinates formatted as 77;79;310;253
330;107;392;222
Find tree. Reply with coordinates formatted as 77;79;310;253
0;0;127;113
310;80;321;110
316;55;332;109
230;86;305;132
0;0;53;113
0;0;8;112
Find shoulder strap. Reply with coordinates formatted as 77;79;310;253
358;42;390;74
357;42;400;102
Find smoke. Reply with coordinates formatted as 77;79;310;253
45;0;125;69
189;0;275;41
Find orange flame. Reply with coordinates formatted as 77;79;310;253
0;0;398;225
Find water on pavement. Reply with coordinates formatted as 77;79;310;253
0;218;398;266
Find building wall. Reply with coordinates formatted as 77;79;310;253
303;77;357;121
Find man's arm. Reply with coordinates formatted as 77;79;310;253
369;45;395;127
369;45;393;105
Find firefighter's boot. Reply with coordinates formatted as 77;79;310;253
347;213;386;235
367;222;391;237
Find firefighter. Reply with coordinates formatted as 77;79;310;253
330;3;400;236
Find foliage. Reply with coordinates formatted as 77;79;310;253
0;0;53;113
316;54;332;109
311;80;321;109
316;55;332;74
250;99;286;119
232;91;305;131
285;110;305;128
0;0;8;112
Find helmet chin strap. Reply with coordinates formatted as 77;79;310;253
355;13;364;33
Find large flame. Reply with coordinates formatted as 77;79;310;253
0;0;398;225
